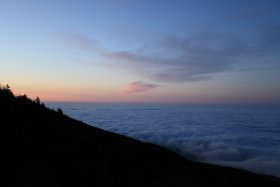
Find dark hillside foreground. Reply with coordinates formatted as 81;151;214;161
1;86;280;186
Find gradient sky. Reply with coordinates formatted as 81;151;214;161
1;0;280;103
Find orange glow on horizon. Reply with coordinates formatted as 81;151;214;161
6;83;280;104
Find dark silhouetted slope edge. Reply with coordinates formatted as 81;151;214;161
1;87;280;186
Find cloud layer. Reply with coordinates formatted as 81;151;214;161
56;25;280;83
125;81;159;93
48;102;280;177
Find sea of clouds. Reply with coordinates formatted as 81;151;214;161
48;102;280;177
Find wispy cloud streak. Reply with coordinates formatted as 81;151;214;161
55;25;280;83
125;81;159;93
55;33;99;52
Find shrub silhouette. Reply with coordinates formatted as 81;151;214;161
57;108;63;115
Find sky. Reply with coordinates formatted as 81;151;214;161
0;0;280;103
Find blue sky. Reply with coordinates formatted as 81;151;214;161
0;0;280;103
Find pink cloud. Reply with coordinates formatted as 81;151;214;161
125;81;159;94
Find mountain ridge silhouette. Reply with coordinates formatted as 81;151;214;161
1;85;279;186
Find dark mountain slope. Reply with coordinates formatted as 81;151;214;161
1;87;279;186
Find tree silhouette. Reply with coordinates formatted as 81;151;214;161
34;97;41;105
0;84;14;98
17;94;32;102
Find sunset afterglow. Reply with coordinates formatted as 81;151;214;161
1;0;280;103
